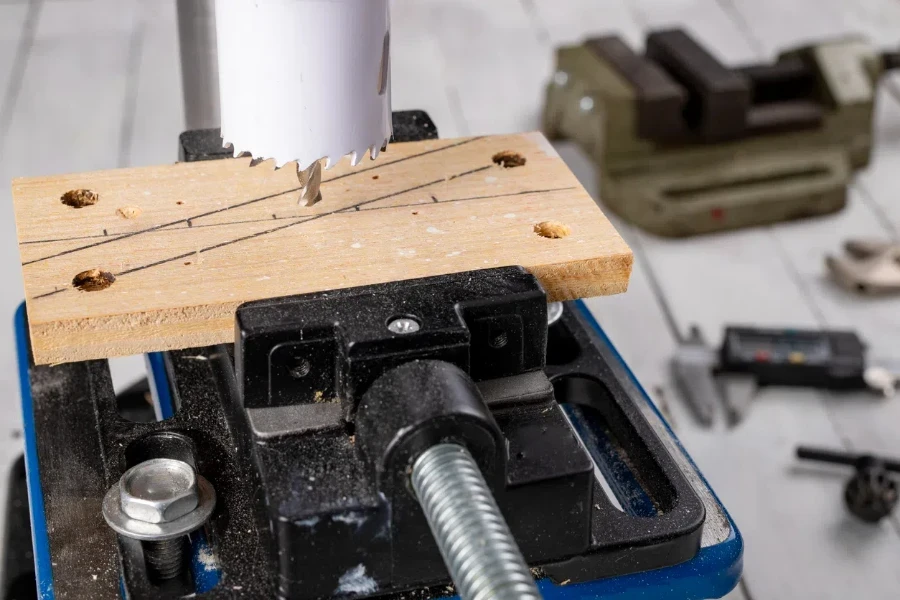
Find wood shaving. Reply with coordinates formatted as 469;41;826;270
116;206;142;219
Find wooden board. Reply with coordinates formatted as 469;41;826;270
12;132;632;365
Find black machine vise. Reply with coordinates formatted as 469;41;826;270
22;112;707;599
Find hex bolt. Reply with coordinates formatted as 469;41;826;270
411;443;542;600
103;458;216;582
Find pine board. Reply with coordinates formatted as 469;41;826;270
12;132;632;365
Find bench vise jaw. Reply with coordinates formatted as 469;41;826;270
544;29;891;236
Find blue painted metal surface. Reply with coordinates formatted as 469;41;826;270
15;304;54;600
144;352;175;421
16;300;742;599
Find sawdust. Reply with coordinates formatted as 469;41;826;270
534;221;571;239
116;206;142;219
492;150;527;168
72;269;115;292
60;189;99;208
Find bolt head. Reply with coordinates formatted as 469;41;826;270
579;96;595;112
119;459;199;524
547;302;564;326
553;71;569;86
388;317;421;334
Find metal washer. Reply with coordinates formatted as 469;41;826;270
102;475;216;542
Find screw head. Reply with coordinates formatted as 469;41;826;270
388;317;421;334
547;302;564;326
579;96;595;112
119;459;199;524
553;71;569;86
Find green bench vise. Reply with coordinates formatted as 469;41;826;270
543;28;899;237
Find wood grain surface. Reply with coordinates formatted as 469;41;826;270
13;132;632;364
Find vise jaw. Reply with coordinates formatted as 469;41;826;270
545;28;888;237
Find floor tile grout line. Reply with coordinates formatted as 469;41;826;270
517;0;685;348
444;84;470;137
0;0;42;149
518;0;550;47
715;0;767;57
853;180;900;240
625;228;687;345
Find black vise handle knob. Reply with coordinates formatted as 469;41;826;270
797;446;900;523
796;446;900;473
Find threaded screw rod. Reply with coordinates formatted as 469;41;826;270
411;443;542;600
142;538;187;580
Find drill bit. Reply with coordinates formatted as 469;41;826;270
299;162;322;207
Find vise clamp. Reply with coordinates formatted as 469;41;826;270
544;28;898;237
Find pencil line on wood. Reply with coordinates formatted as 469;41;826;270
22;137;484;265
20;182;573;246
321;135;484;185
31;163;496;300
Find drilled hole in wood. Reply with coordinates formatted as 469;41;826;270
492;150;527;168
60;189;99;208
116;206;142;219
72;269;115;292
534;221;571;239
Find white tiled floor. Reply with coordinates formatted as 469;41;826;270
3;0;900;597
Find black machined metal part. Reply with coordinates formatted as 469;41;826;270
236;267;595;598
2;456;37;600
235;266;547;417
541;302;706;583
232;270;706;598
